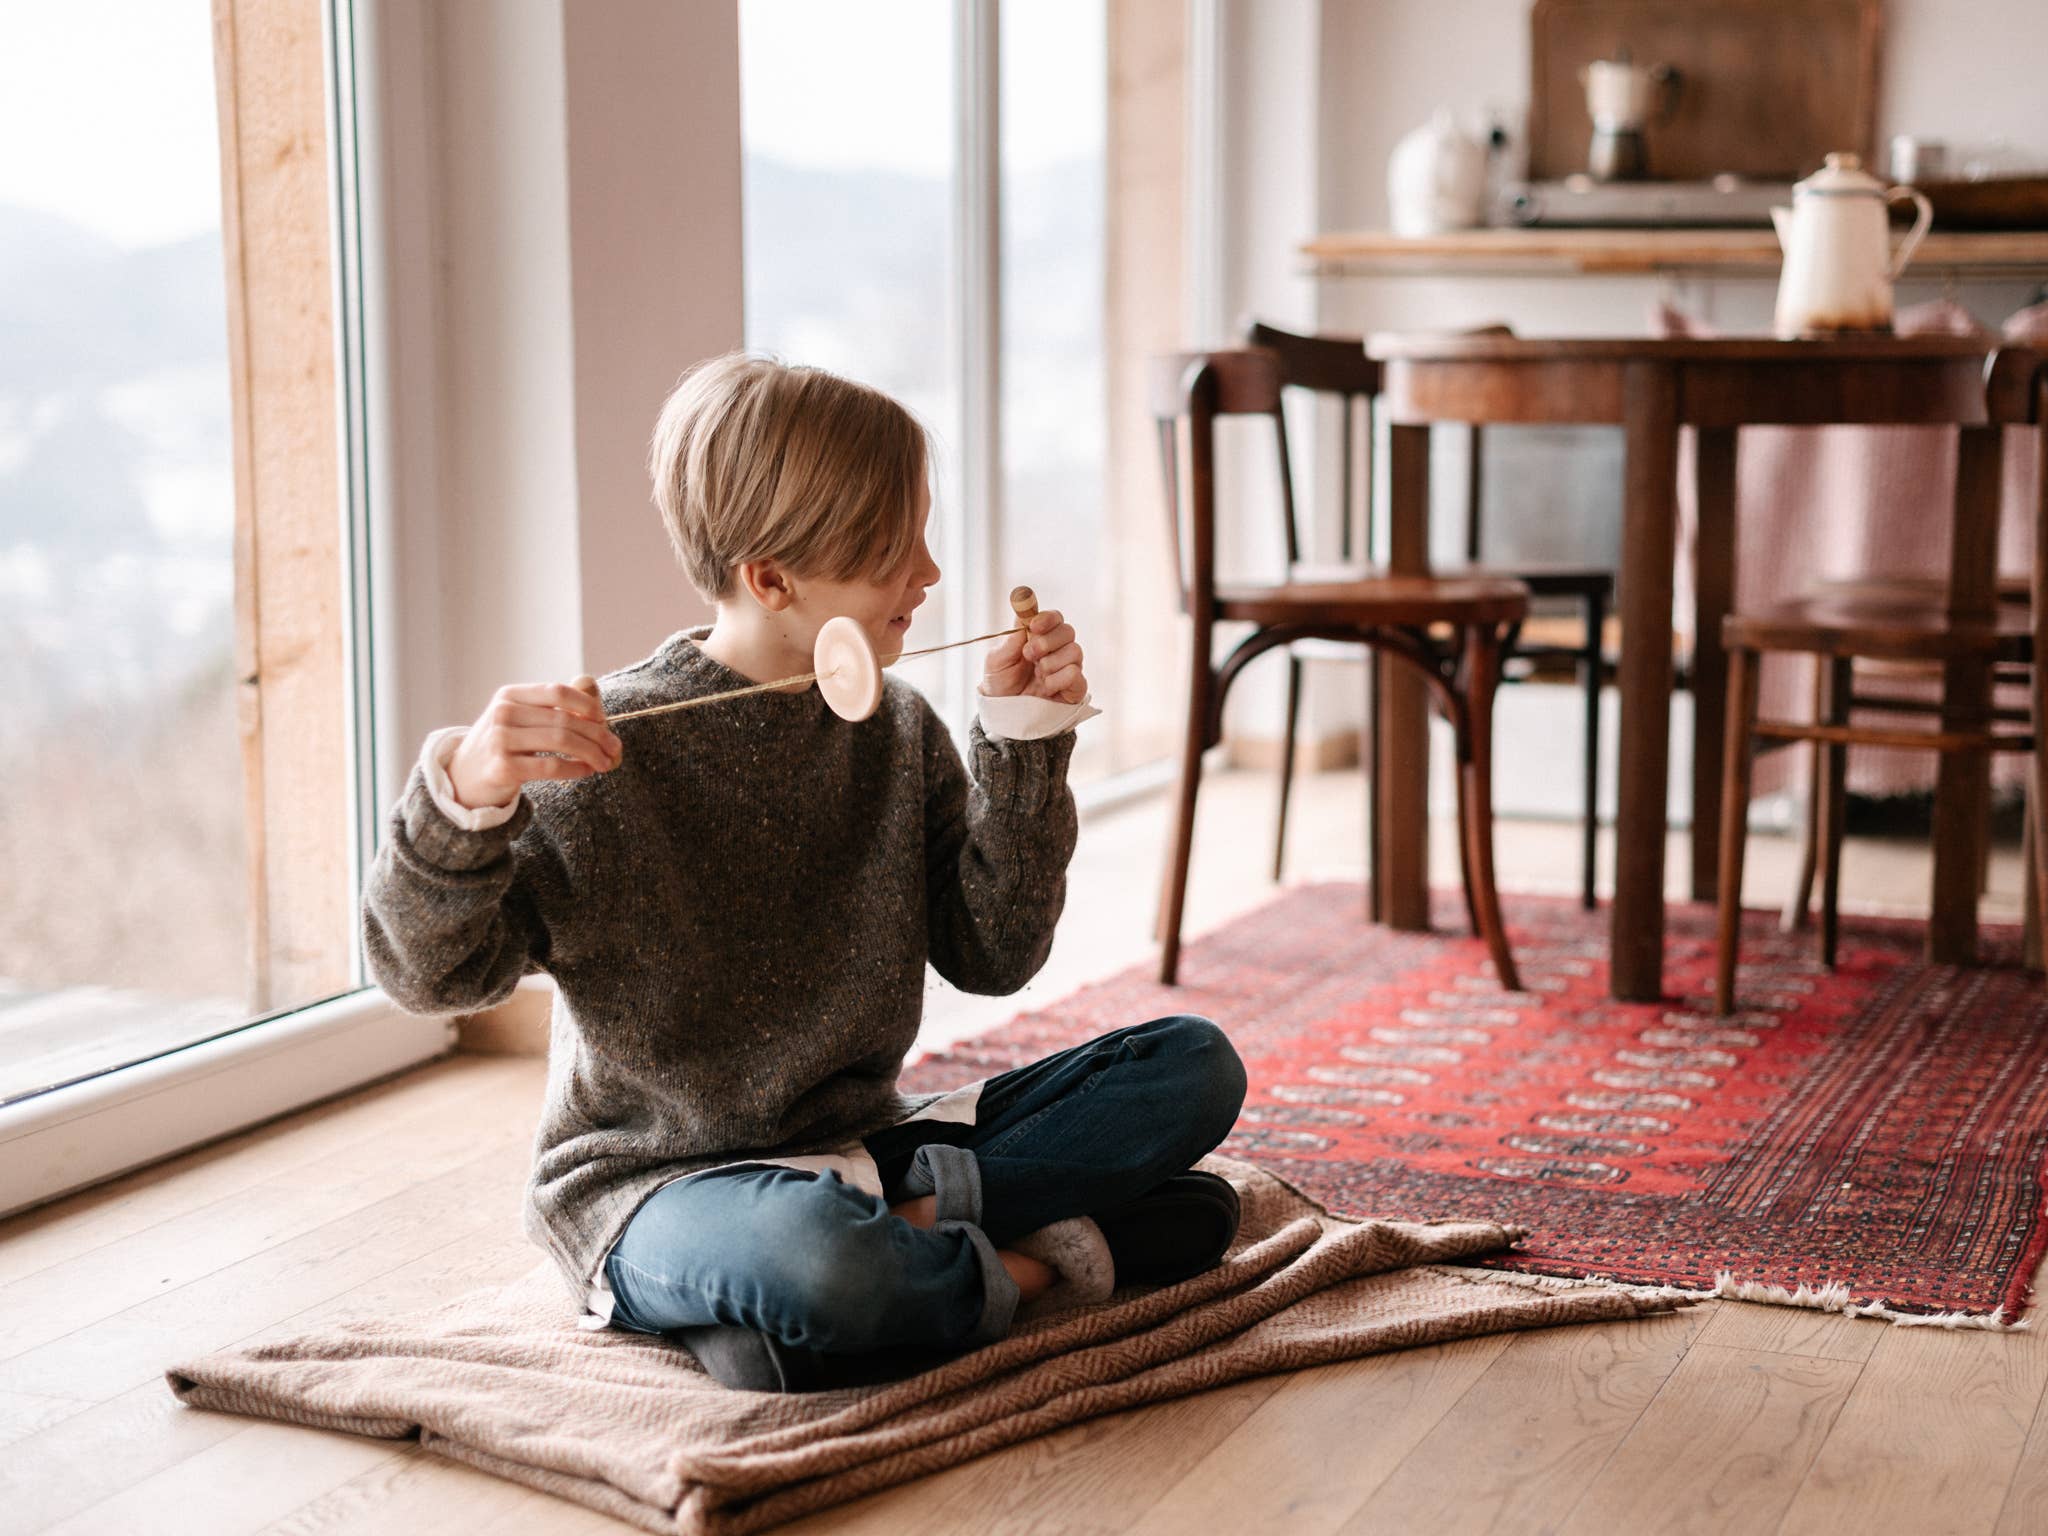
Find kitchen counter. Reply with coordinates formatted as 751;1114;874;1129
1302;228;2048;278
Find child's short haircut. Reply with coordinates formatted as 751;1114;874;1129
647;353;928;600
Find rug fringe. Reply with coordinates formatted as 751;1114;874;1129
1424;1265;1700;1305
1701;1271;2030;1331
1434;1265;2031;1330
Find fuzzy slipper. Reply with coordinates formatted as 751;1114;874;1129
1090;1170;1241;1286
1009;1216;1116;1321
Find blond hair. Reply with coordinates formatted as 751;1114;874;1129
647;353;928;600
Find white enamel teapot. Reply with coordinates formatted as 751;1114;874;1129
1770;152;1934;337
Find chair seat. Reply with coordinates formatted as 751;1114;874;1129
1724;590;2035;662
1215;573;1529;628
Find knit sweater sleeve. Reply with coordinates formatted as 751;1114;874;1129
922;704;1078;995
360;763;558;1016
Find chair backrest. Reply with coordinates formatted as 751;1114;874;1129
1244;319;1508;566
1148;347;1289;619
1243;321;1374;565
1987;345;2048;617
1243;320;1379;397
1987;346;2048;429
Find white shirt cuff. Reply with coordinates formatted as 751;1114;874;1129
417;726;522;831
975;689;1102;741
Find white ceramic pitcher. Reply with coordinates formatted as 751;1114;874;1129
1770;153;1934;337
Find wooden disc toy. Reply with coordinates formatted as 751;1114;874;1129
606;585;1042;727
812;615;884;721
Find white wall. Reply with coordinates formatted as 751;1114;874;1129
431;1;584;722
562;4;744;679
365;0;739;795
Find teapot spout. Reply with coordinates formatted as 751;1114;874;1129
1769;205;1793;252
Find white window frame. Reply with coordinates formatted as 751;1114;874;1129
947;0;1002;712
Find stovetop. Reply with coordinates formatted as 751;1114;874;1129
1501;175;1796;228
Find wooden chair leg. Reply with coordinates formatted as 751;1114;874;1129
2024;781;2041;971
1274;651;1302;883
1458;623;1521;992
1979;787;1997;898
1157;634;1213;985
1818;656;1852;969
1782;657;1825;933
1715;645;1762;1016
2023;638;2039;974
1452;683;1482;939
1366;657;1384;924
1581;587;1605;909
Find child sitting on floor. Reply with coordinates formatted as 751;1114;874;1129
361;353;1247;1392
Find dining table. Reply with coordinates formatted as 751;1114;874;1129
1362;333;2003;1003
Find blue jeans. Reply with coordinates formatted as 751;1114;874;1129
602;1014;1246;1355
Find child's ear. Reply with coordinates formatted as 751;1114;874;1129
736;558;795;612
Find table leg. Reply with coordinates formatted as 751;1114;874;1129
1928;426;2003;964
1689;428;1738;903
1612;363;1680;1001
1378;423;1432;930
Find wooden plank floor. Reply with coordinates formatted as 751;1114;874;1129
2;770;2042;1534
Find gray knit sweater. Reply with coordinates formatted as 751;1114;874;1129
361;628;1079;1312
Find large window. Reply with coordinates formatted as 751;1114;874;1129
740;0;1128;782
739;0;965;718
0;0;369;1110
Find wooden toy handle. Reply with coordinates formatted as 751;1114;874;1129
1009;586;1039;628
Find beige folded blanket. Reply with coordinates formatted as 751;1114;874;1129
165;1156;1688;1535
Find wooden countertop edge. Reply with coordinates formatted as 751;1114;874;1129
1302;228;2048;276
1364;333;2005;361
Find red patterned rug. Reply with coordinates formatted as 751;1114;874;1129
903;884;2048;1324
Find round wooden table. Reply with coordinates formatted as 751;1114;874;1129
1365;334;2003;1002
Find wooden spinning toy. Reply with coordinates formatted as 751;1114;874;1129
608;587;1044;726
812;615;883;721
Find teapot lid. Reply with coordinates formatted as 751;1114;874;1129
1795;152;1885;199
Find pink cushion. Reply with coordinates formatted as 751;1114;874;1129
2002;300;2048;343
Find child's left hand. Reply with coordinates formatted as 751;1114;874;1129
983;608;1088;704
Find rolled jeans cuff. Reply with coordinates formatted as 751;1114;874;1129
901;1142;984;1225
939;1217;1020;1346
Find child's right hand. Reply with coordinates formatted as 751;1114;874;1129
445;675;622;810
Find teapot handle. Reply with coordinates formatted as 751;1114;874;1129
1886;186;1934;280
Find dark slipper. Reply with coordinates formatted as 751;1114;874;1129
674;1325;953;1394
674;1324;823;1392
1089;1170;1241;1287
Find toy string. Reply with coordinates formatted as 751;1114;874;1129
606;621;1028;723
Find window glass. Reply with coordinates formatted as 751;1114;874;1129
0;1;342;1104
739;0;961;711
1001;0;1108;780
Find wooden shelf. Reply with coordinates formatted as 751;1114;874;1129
1302;228;2048;278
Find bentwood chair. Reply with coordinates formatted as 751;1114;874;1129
1715;347;2048;1014
1151;347;1530;990
1778;574;2033;951
1244;322;1614;909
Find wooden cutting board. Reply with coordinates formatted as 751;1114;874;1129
1529;0;1880;182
